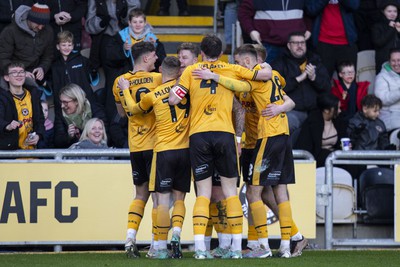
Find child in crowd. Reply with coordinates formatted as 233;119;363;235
50;31;102;115
331;61;369;137
112;8;166;72
347;94;389;150
37;100;54;148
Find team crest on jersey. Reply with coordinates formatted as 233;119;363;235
203;105;216;115
175;123;187;133
21;108;29;116
239;184;278;225
137;126;149;135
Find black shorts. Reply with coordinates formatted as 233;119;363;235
190;132;239;181
130;150;153;186
150;149;191;193
248;135;295;186
241;148;254;183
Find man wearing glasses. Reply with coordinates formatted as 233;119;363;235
0;62;44;150
271;31;331;146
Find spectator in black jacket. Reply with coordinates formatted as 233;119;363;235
271;31;331;145
50;30;105;121
41;0;88;52
371;0;400;73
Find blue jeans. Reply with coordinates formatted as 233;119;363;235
224;2;237;45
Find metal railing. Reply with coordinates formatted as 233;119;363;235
324;150;400;249
0;149;313;161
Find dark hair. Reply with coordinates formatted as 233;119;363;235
128;8;146;21
361;94;382;109
336;60;355;73
317;93;339;112
177;42;200;57
131;41;156;61
4;62;25;74
161;56;180;77
200;34;222;59
233;44;258;60
287;31;306;42
389;47;400;58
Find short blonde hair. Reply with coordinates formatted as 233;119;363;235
59;83;87;115
79;118;107;144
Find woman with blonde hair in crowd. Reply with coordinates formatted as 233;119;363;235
54;83;102;148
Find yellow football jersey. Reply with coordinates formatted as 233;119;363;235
249;69;289;138
113;71;162;152
178;60;257;136
238;91;259;149
138;79;190;152
12;89;34;149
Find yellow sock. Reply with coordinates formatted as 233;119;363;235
152;207;158;242
247;224;258;242
278;201;292;241
291;220;299;237
193;196;210;235
250;200;268;238
172;200;186;230
210;202;222;233
226;195;243;235
157;205;170;241
205;214;213;237
127;199;145;230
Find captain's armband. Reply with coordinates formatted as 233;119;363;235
171;86;186;100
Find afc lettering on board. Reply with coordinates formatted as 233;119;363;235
0;181;78;223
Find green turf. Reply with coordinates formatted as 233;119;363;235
0;250;399;267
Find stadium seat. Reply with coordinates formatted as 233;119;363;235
316;167;356;223
359;167;394;224
356;50;376;94
389;128;400;150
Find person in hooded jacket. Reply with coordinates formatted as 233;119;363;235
0;0;35;34
0;3;53;87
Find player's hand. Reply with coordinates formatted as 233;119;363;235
32;67;44;81
192;67;216;81
123;37;132;51
118;77;130;91
250;30;262;45
5;120;21;131
261;104;282;119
